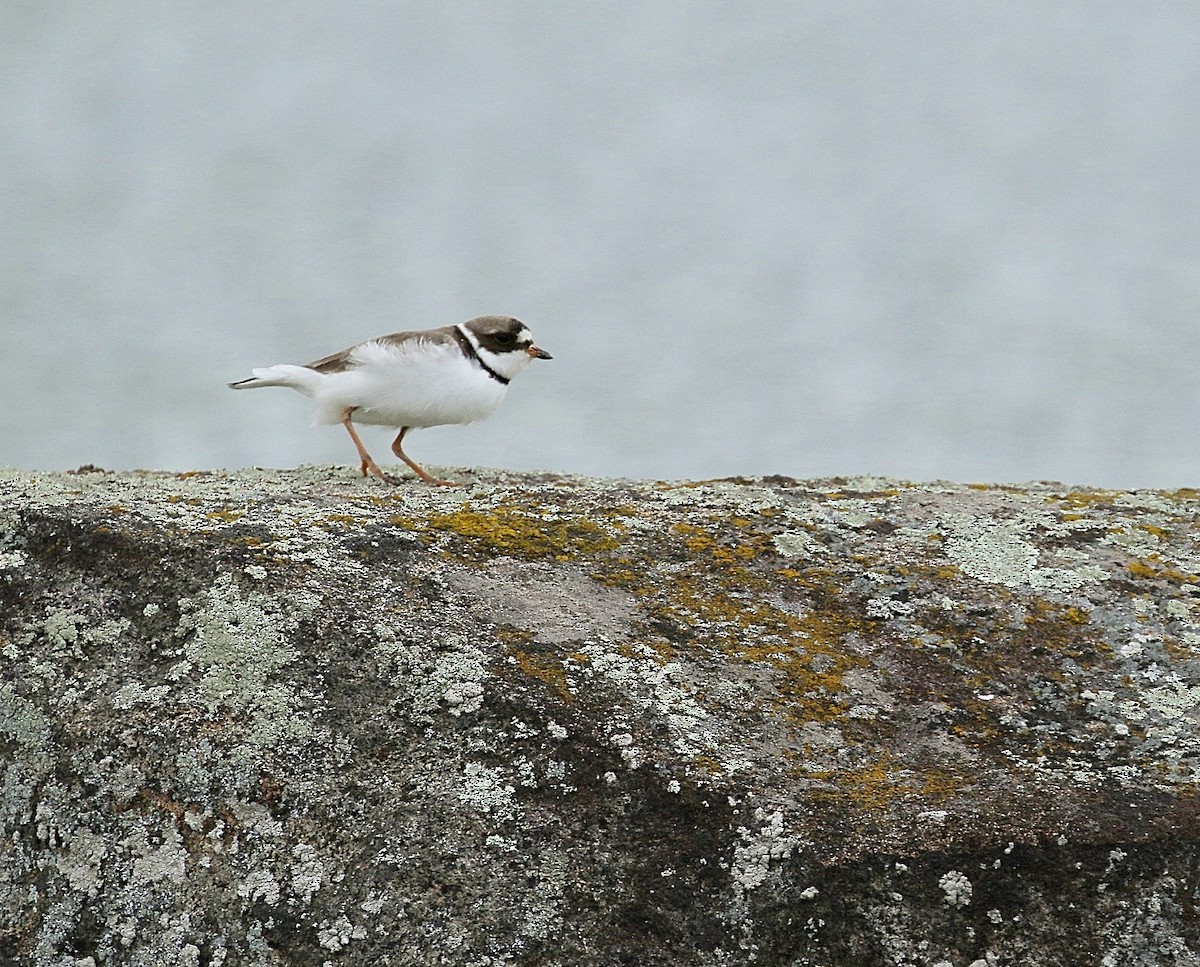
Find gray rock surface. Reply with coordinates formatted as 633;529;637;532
1;466;1199;966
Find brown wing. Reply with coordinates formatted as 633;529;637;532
303;326;457;373
304;345;357;374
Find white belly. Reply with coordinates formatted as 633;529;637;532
309;340;508;428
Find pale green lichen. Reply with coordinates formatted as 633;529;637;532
177;573;316;747
289;842;328;903
453;760;519;821
0;685;54;813
54;829;107;899
940;513;1104;592
730;808;797;895
113;682;172;709
238;869;282;906
128;824;188;885
772;529;823;558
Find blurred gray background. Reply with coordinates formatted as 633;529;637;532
3;3;1198;487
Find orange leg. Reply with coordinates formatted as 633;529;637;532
391;427;458;487
340;408;401;485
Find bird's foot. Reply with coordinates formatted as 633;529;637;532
357;461;404;486
416;470;459;487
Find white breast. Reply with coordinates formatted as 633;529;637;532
308;338;508;428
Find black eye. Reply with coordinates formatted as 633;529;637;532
494;332;516;344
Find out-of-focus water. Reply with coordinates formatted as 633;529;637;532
3;3;1199;487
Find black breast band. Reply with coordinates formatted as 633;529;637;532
453;326;510;385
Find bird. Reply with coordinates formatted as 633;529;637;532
228;315;552;486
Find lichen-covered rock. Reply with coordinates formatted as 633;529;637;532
1;466;1198;966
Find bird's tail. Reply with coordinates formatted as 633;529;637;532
227;364;323;395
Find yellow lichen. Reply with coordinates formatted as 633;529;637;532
1128;559;1199;585
677;564;872;722
919;766;969;800
826;756;902;812
508;647;573;701
670;521;772;566
822;488;902;500
1020;600;1102;654
318;513;361;530
1062;606;1089;624
591;516;874;728
1046;490;1117;509
413;504;621;561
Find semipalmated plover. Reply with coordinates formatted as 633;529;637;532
229;315;552;486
